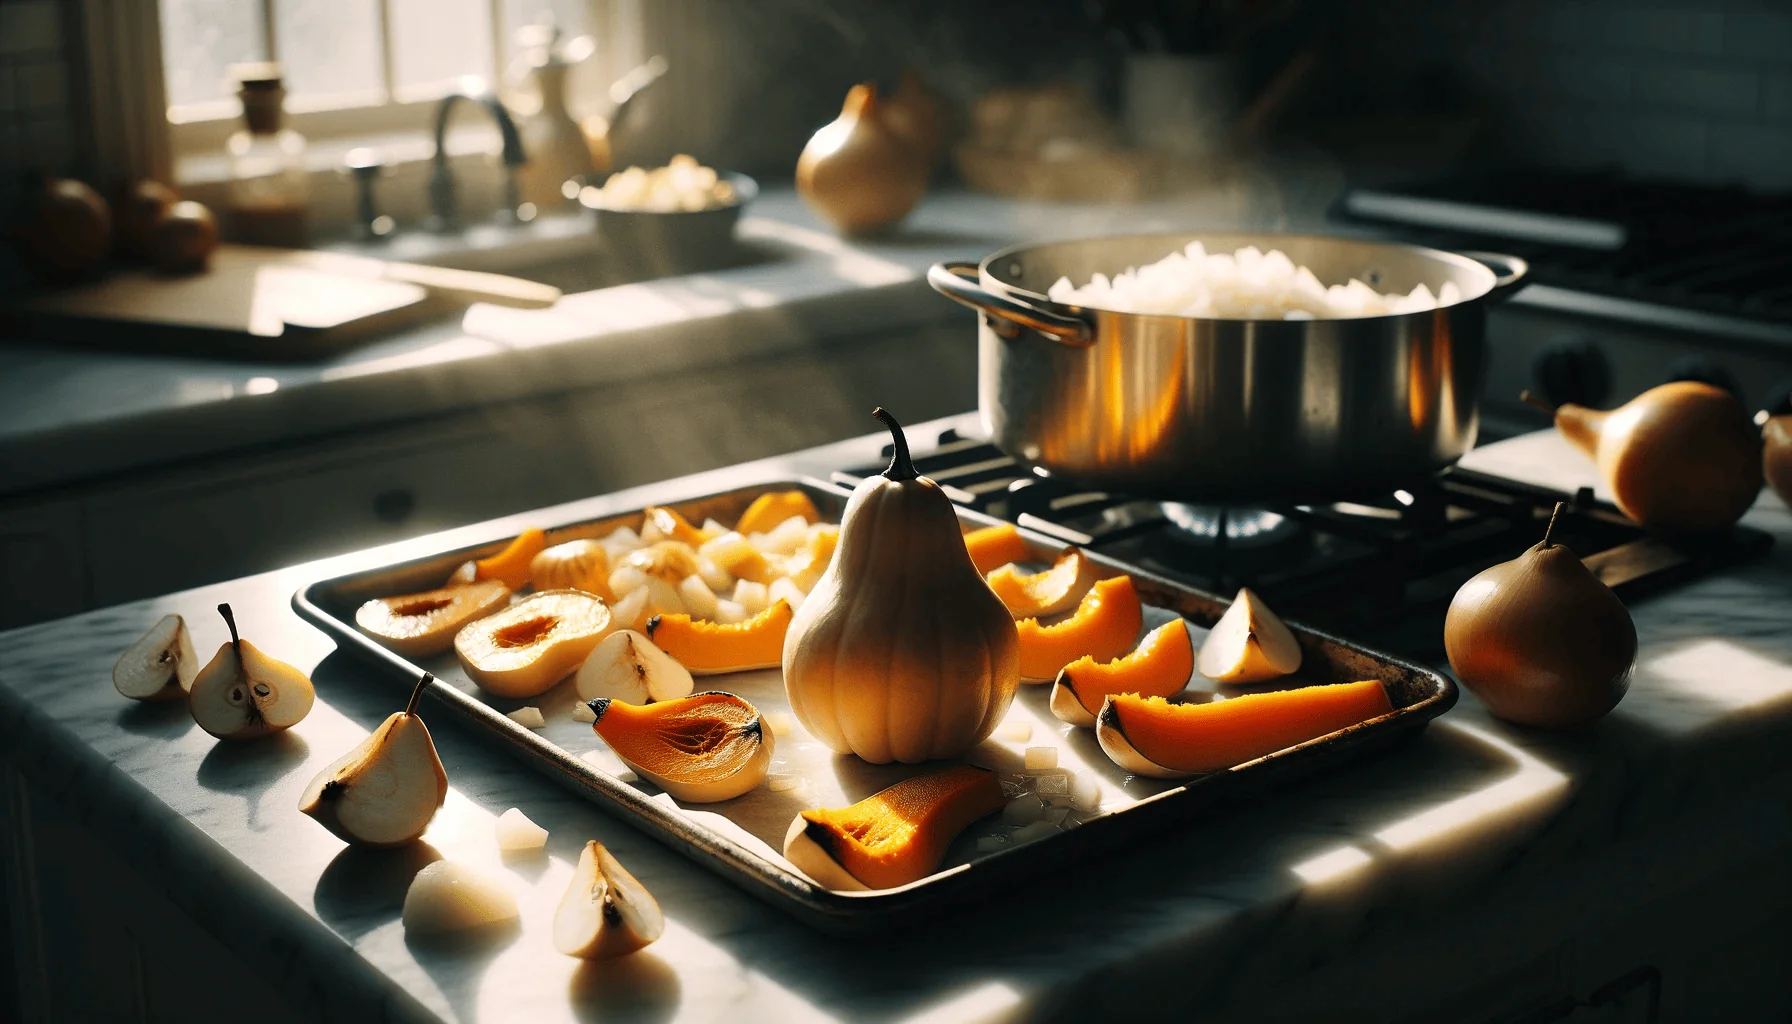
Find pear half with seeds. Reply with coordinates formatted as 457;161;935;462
299;672;448;847
1196;587;1302;684
356;580;511;659
113;613;199;702
188;604;315;740
553;840;664;960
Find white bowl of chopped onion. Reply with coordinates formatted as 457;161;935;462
578;156;756;270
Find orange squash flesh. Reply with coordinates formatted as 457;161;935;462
1016;575;1144;682
472;527;548;590
737;490;821;535
643;506;708;546
1055;618;1193;720
797;765;1004;890
963;523;1031;575
647;599;793;674
590;692;770;802
1105;681;1393;774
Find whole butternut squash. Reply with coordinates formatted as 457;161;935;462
782;408;1020;764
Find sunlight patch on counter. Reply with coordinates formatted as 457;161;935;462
1291;843;1375;889
899;981;1027;1024
1639;639;1792;715
1372;720;1569;855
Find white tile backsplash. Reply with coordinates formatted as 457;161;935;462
0;0;72;175
1342;0;1792;189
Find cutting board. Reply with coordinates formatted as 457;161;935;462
16;244;561;360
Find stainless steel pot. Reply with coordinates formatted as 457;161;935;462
928;232;1528;501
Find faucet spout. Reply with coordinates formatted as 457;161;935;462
428;87;528;229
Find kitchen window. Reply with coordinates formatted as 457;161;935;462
158;0;621;178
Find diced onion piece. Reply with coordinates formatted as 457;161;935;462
713;599;748;624
1002;793;1046;825
697;556;733;592
495;807;548;852
507;706;546;728
757;516;809;555
1024;746;1058;770
608;565;649;597
994;719;1033;744
1010;820;1059;844
640;576;684;618
732;579;769;615
572;702;598;723
700;518;729;540
1036;771;1071;800
678;575;720;619
607;588;650;632
402;861;518;936
1070;771;1101;812
767;577;805;612
580;747;638;783
601;526;644;559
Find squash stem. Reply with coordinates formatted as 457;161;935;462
406;672;433;717
872;407;918;481
1541;501;1564;548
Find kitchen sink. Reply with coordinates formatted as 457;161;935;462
325;211;800;296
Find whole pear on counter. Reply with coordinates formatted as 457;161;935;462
1535;382;1762;533
796;83;929;236
188;603;315;739
298;672;448;847
1444;503;1637;729
1764;415;1792;510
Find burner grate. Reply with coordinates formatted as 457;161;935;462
836;430;1775;659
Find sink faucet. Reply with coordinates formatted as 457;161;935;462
428;83;528;229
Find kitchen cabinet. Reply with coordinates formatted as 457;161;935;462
0;321;975;629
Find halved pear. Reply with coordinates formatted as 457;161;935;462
113;613;198;702
402;860;519;938
355;580;511;659
1196;587;1302;684
188;604;315;740
575;629;694;704
554;840;665;960
454;589;612;698
298;672;448;847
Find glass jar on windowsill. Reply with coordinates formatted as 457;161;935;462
225;62;311;248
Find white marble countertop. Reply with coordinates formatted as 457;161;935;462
4;418;1792;1022
0;166;1347;497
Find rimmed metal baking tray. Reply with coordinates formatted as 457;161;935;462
294;477;1457;933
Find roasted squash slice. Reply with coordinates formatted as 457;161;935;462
588;692;772;802
1049;617;1193;727
643;505;708;547
454;527;548;590
963;523;1031;575
782;765;1004;890
987;547;1103;619
1016;575;1143;682
647;599;793;674
1096;680;1393;779
355;579;511;658
737;490;821;535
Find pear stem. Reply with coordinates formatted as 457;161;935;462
1519;390;1557;415
873;406;917;481
406;672;433;717
1541;501;1565;548
217;603;240;655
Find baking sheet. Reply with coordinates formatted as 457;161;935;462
295;478;1457;931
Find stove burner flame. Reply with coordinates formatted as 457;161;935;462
1159;504;1296;548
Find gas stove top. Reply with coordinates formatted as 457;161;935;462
836;426;1773;661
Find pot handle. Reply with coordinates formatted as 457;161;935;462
927;262;1096;347
1461;251;1530;303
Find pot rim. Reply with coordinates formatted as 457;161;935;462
974;230;1512;325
